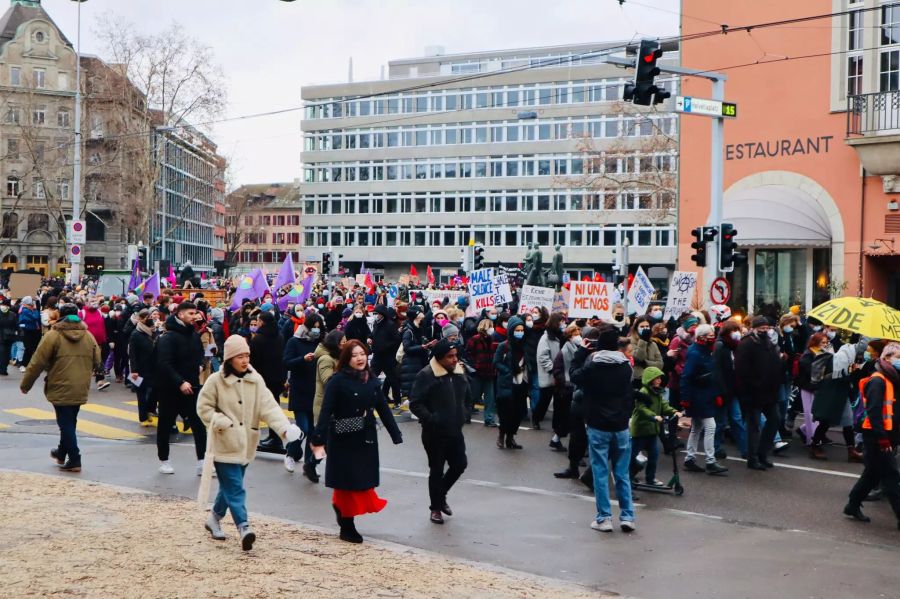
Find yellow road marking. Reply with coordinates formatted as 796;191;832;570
5;407;144;440
0;422;8;429
118;401;191;433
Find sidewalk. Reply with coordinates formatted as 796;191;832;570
0;470;605;599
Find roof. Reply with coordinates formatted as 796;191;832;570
228;183;302;209
0;1;72;50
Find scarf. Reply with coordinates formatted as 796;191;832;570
136;320;155;336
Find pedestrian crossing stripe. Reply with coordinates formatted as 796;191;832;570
4;407;144;441
0;422;8;429
119;402;191;433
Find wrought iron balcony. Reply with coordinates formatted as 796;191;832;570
847;91;900;136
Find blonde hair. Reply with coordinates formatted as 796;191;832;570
476;319;493;334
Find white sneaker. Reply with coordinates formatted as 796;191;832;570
620;520;636;533
590;518;613;532
283;455;295;473
18;365;25;372
158;461;174;475
97;380;110;391
196;459;214;477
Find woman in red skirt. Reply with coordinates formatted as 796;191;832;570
310;339;403;543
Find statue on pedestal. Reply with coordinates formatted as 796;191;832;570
526;243;545;287
547;244;565;290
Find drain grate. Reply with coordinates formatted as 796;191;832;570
16;419;56;426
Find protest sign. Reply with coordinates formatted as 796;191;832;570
467;268;497;311
423;289;468;307
567;281;614;319
663;271;697;322
398;274;410;286
518;285;556;314
626;266;655;315
355;274;366;286
492;274;512;306
552;289;569;314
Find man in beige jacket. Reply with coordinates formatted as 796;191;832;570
197;334;302;551
21;303;101;472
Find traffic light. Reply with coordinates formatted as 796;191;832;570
321;251;332;275
473;244;485;270
690;226;718;267
624;39;671;106
136;245;148;273
459;247;470;272
718;223;746;272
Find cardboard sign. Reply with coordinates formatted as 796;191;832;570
567;281;614;319
492;274;512;306
663;271;697;322
552;289;569;314
398;274;410;286
518;285;556;315
467;268;497;311
8;272;42;300
355;274;367;286
626;266;655;315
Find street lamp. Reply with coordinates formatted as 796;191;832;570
70;0;87;283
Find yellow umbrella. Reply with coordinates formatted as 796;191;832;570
808;297;900;341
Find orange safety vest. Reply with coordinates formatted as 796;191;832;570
859;372;895;432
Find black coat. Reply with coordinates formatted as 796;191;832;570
283;331;319;414
155;314;204;391
712;338;737;400
344;315;371;344
324;307;343;332
250;322;286;399
400;322;430;398
0;310;18;343
569;348;634;432
312;370;402;490
371;314;401;368
128;328;156;381
410;358;471;437
735;332;783;409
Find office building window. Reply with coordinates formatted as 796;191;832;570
10;66;20;86
881;50;900;91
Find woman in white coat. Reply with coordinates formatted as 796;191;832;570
197;335;302;551
532;312;566;450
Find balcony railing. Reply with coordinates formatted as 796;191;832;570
847;91;900;136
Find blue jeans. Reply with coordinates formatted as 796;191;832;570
631;434;660;483
586;427;635;522
286;409;315;466
529;374;540;412
53;404;80;464
469;375;496;424
213;462;248;527
714;399;747;456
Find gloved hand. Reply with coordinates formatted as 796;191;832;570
283;424;304;443
878;437;894;452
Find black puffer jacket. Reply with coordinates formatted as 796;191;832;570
155;314;204;391
370;304;401;367
128;327;156;381
282;326;319;414
344;313;371;344
410;358;471;437
0;309;18;343
250;320;286;399
399;321;429;398
570;347;634;432
735;332;783;409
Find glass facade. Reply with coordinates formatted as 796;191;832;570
754;249;807;316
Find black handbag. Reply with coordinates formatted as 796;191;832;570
332;409;372;435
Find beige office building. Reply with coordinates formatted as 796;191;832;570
300;42;679;285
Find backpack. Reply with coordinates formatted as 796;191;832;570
809;352;833;386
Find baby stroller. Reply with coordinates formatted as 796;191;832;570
631;414;684;496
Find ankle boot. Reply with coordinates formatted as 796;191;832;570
809;444;827;460
505;434;522;449
847;447;864;463
339;517;364;543
496;431;505;449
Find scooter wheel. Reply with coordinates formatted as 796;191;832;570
674;483;684;496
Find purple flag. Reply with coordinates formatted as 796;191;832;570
230;269;269;310
273;253;295;292
135;272;160;298
127;259;141;292
277;273;315;311
360;261;367;275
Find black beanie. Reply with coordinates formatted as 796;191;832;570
432;338;455;360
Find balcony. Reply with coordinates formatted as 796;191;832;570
846;91;900;186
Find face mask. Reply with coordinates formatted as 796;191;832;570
730;331;741;342
354;313;363;319
812;325;822;332
486;328;494;336
249;326;259;333
650;310;662;320
559;324;566;332
513;331;525;340
488;314;497;321
317;304;324;309
699;337;715;347
525;321;534;329
0;306;8;313
767;330;779;344
531;313;541;321
826;331;836;340
571;335;582;345
436;318;448;328
638;328;651;340
892;359;900;371
614;314;624;322
782;326;793;334
309;328;321;339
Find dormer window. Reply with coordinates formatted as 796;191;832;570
34;31;45;43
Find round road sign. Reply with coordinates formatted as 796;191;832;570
72;221;84;233
70;245;81;256
710;277;731;305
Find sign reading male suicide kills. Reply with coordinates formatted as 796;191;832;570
567;281;614;319
468;268;499;310
664;271;698;322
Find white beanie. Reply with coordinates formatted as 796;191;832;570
223;334;250;362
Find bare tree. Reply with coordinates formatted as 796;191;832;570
91;15;227;252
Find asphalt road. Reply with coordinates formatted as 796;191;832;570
1;374;898;599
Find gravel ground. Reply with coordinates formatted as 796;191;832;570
0;471;609;599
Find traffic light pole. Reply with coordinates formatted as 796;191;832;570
606;54;728;304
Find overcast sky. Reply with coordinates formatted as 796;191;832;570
41;0;678;187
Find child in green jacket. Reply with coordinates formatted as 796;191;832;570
630;367;682;486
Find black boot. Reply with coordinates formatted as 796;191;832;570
332;504;342;526
339;517;364;543
496;430;505;449
554;467;579;479
505;434;523;449
843;503;871;523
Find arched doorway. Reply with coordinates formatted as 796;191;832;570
724;172;844;315
1;254;16;271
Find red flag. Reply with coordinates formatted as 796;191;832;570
426;265;435;286
410;264;418;277
627;272;634;291
364;272;375;294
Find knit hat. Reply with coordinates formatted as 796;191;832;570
441;323;460;339
695;324;715;338
789;305;801;315
750;315;769;329
641;366;665;387
681;316;699;330
21;295;33;306
342;307;353;318
407;305;422;320
223;335;251;362
432;338;456;360
374;304;388;317
260;302;275;312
